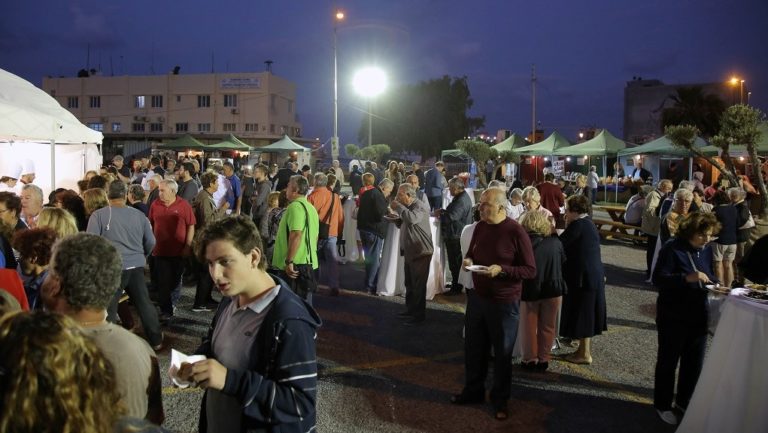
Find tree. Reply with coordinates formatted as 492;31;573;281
454;139;519;187
666;124;739;188
661;86;727;138
358;76;485;159
345;143;391;163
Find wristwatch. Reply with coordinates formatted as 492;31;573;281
285;259;294;266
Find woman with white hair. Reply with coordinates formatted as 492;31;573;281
521;186;555;231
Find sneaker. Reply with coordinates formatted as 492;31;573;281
656;409;679;425
191;305;213;312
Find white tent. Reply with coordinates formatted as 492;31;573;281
0;68;102;198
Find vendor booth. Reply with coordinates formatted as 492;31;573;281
256;135;311;169
513;131;572;183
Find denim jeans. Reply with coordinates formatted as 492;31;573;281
318;236;340;289
359;230;384;291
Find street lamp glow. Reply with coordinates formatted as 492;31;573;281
336;10;345;20
353;67;388;98
730;77;740;86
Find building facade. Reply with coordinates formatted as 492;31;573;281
42;71;302;157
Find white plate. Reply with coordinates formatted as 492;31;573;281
382;214;400;221
465;265;489;273
706;284;730;295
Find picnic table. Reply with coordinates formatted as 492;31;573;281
592;204;644;242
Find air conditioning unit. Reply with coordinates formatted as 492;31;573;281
231;109;240;115
157;116;165;123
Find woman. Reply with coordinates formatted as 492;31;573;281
519;210;566;371
11;227;57;309
0;191;27;232
55;189;88;231
179;216;321;433
36;207;79;238
652;212;719;425
624;185;649;226
571;175;593;216
191;172;229;312
385;161;403;197
659;188;693;245
263;190;289;268
507;188;525;221
0;311;167;432
558;194;606;365
729;187;752;286
83;187;109;219
521;186;555;231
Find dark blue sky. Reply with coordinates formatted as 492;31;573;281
2;0;766;148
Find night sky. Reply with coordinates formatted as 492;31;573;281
2;0;766;150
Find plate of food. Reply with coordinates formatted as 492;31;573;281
745;283;767;292
706;284;730;295
743;289;768;304
465;265;489;273
382;214;401;221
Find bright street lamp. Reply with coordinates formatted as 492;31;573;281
353;67;387;146
332;9;345;161
729;76;745;104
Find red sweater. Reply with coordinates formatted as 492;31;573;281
466;218;537;303
537;182;564;218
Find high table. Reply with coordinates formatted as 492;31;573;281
676;293;768;433
376;217;446;300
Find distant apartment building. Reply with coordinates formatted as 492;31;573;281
623;77;736;144
42;71;302;156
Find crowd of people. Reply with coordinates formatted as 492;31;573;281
0;151;766;430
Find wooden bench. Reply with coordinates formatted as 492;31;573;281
592;218;646;242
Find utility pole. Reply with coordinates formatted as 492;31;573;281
531;64;537;143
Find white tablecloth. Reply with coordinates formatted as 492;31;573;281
340;199;360;262
677;295;768;433
376;217;446;300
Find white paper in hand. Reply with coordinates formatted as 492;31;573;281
168;349;207;388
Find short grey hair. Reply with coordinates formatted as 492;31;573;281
128;184;145;201
487;180;506;191
521;186;541;203
727;187;747;201
674;188;693;202
107;180;127;200
678;180;694;191
148;174;163;184
379;178;394;190
398;183;417;198
447;177;465;191
313;172;328;187
484;186;508;207
160;179;178;194
290;175;309;195
509;188;523;200
22;184;43;201
51;233;122;310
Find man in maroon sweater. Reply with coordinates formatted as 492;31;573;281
450;188;536;420
537;172;565;228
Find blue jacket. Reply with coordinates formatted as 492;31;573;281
424;167;445;199
196;276;322;433
440;190;473;239
653;237;716;328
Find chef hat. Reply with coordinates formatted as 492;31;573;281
5;163;22;180
21;159;35;175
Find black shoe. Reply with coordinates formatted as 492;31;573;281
402;318;424;326
520;360;537;370
397;311;412;318
450;393;484;405
535;362;549;372
444;288;463;296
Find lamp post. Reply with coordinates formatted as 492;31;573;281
332;10;344;161
730;76;745;104
353;67;387;146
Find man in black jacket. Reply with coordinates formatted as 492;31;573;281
437;177;474;295
357;177;393;294
349;165;363;195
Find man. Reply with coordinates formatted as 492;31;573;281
357;177;393;294
0;191;27;232
424;161;447;211
20;184;43;228
349;164;363;195
537;173;565;228
452;188;536;420
275;161;298;191
223;161;242;215
411;162;425;192
210;164;231;212
128;184;150;217
146;174;162;209
308;172;344;296
190;172;228;311
641;179;673;279
86;181;163;350
406;174;425;202
391;183;433;324
41;233;164;423
176;161;200;203
331;159;344;186
437;177;473;295
143;156;166;191
371;162;384;185
148;179;196;320
240;167;255;216
250;164;273;230
272;175;319;304
130;158;146;184
629;159;651;183
165;159;176;174
587;165;600;204
111;155;132;183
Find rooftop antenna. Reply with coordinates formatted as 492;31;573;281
265;60;273;73
86;44;91;71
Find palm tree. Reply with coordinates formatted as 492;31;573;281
661;86;727;138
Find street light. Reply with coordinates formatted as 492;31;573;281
332;9;345;161
353;67;387;146
730;76;745;104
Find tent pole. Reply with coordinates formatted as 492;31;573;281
50;139;56;193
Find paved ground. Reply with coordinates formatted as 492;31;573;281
150;215;679;433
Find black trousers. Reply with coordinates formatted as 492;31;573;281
404;255;431;320
194;255;214;308
444;237;463;289
462;292;520;404
107;268;163;346
427;195;442;211
646;235;657;277
654;319;707;410
153;256;184;315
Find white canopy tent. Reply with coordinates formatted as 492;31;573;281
0;68;102;199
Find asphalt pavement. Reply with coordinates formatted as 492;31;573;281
149;225;682;433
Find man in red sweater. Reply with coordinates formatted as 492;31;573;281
537;173;565;228
450;188;536;420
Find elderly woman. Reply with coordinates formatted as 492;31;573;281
83;187;109;219
652;212;720;425
36;207;79;239
508;188;525;220
624;185;650;226
11;227;57;309
558;194;606;365
659;188;693;245
521;186;555;230
519;209;566;371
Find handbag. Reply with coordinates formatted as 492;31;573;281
739;209;755;230
318;192;335;240
285;202;318;296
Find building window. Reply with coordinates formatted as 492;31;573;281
175;123;189;133
134;96;145;108
287;100;293;113
112;122;121;132
149;123;163;132
132;123;146;132
89;96;101;108
151;95;163;108
87;122;103;131
244;123;258;132
223;94;237;107
198;123;211;132
197;95;210;108
222;123;236;132
67;96;79;109
270;124;275;133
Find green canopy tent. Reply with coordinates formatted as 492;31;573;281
554;130;629;201
207;134;252;151
513;131;572;183
155;134;207;151
257;134;310;153
491;133;527;152
618;135;709;186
